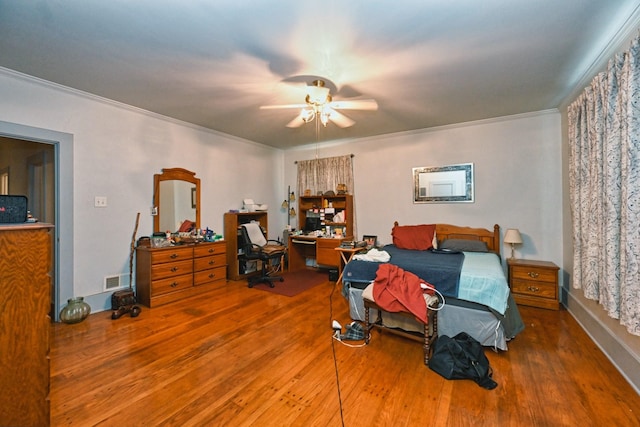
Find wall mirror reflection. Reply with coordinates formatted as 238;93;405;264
413;163;474;203
153;168;200;233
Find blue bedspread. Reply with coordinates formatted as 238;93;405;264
342;245;510;314
343;245;464;296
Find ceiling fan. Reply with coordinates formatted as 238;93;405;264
260;79;378;128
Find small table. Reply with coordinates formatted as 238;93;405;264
334;246;366;285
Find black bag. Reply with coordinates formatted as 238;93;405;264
0;195;28;223
429;332;498;390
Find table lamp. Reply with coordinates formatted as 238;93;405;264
504;228;523;260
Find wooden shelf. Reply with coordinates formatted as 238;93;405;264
224;212;269;281
297;194;353;237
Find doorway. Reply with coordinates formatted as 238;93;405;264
0;136;56;316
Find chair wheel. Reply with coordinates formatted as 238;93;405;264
248;283;254;288
279;277;284;282
269;282;275;288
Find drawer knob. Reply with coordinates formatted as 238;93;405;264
208;273;215;279
170;282;178;288
208;248;215;253
527;285;540;292
208;260;215;265
170;253;178;259
171;267;179;272
528;271;539;278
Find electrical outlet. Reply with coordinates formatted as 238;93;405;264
151;206;158;216
94;196;107;207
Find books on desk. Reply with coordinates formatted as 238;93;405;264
340;240;367;249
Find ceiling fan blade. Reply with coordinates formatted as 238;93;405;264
286;115;305;128
328;110;355;128
330;99;378;111
260;103;307;110
334;84;362;98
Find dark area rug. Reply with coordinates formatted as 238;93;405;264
251;268;328;297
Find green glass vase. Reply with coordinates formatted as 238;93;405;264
60;297;91;324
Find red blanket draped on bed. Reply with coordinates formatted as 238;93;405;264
372;264;434;324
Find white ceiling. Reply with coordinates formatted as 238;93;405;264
1;1;639;149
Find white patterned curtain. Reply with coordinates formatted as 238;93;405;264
296;154;356;236
567;34;640;336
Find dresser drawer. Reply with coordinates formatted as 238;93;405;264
511;266;557;283
194;253;226;272
151;259;193;280
194;265;226;286
317;239;341;266
511;278;556;299
194;243;225;258
152;273;193;295
151;246;193;264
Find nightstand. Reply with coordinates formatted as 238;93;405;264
507;259;559;310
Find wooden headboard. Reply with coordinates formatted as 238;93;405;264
435;223;500;255
393;221;501;255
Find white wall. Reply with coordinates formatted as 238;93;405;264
283;111;563;271
0;69;284;313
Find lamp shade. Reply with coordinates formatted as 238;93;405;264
504;228;523;244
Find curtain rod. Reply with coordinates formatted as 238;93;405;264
294;154;354;164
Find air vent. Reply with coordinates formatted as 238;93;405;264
104;274;130;291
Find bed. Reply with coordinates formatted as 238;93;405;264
342;222;524;351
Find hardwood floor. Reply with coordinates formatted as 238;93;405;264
51;278;640;426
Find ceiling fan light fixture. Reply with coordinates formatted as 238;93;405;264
306;86;330;105
263;78;375;129
320;111;330;126
300;108;315;123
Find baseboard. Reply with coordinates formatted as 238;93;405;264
565;292;640;394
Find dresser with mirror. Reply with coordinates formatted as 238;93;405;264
135;168;226;307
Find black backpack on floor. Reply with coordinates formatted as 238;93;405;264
428;332;498;390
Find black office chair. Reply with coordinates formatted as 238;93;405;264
239;222;286;288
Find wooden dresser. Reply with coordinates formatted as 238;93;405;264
136;241;226;307
0;223;53;427
508;259;560;310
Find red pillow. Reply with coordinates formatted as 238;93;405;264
392;224;436;250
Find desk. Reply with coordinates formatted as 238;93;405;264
288;234;350;271
334;246;366;285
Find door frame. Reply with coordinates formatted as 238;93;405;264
0;120;74;321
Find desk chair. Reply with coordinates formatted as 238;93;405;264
239;223;286;288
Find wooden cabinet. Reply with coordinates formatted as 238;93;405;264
0;223;53;427
136;241;226;307
224;212;269;280
316;238;343;267
508;259;559;310
298;195;353;237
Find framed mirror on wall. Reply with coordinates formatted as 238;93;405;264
153;168;200;233
412;163;474;203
